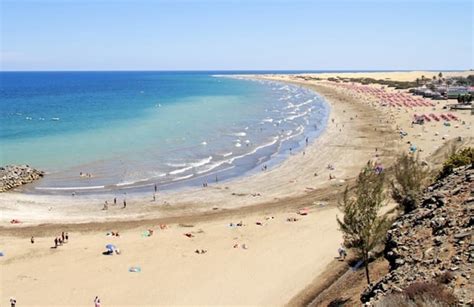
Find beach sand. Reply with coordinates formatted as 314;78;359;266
1;207;342;306
1;71;472;306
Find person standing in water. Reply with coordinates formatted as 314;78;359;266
154;184;157;193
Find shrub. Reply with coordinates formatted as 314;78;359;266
436;271;455;284
391;153;430;213
327;297;350;307
377;282;457;306
403;282;457;306
377;293;451;307
437;147;474;180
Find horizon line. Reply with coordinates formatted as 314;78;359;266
1;69;472;73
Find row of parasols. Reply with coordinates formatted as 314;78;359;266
325;82;436;109
413;113;459;122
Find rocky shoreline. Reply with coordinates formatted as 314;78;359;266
0;165;44;192
362;165;473;305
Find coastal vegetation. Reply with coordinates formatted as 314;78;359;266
334;146;473;305
437;147;473;180
377;281;457;307
390;153;430;213
339;77;419;89
337;161;391;284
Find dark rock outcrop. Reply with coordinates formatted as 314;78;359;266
362;165;473;305
0;165;44;192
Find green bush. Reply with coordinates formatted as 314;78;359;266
391;153;430;213
437;147;474;180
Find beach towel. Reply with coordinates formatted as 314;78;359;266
129;266;141;272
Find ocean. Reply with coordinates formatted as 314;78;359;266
0;71;330;194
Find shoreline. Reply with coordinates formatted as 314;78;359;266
11;77;329;196
0;77;396;227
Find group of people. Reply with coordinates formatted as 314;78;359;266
102;197;127;210
53;232;69;248
79;172;93;178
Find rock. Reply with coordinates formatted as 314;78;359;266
363;165;473;305
0;165;44;192
454;231;472;240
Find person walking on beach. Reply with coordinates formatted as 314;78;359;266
10;297;16;307
338;244;347;261
154;184;157;193
94;296;101;307
153;193;156;202
54;237;58;248
113;197;117;205
123;199;127;209
61;232;65;242
31;236;35;244
65;232;69;241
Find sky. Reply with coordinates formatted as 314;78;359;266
0;0;472;71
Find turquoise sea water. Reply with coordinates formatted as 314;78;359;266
0;71;329;194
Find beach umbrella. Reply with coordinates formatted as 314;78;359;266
106;244;116;251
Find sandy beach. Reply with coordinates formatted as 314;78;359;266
1;71;472;306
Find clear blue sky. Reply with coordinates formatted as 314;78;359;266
1;0;472;71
